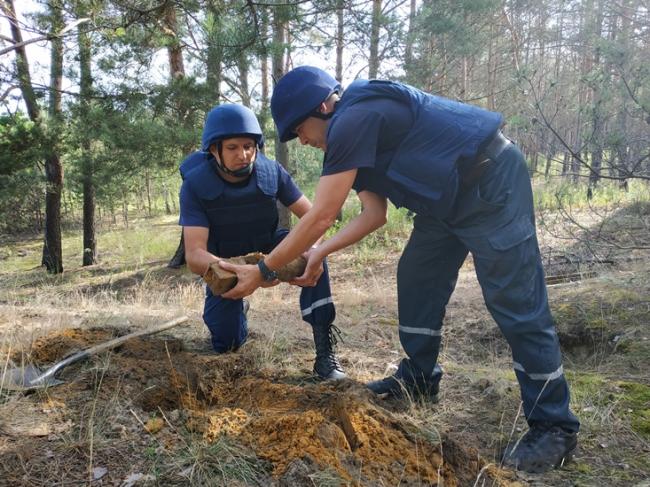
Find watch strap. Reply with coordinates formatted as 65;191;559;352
257;259;278;282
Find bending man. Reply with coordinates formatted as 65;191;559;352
219;67;579;473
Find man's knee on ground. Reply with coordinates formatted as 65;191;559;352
210;332;247;353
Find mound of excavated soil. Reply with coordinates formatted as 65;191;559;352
7;328;521;486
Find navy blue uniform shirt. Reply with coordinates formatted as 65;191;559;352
323;98;413;196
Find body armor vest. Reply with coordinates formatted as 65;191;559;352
333;80;503;218
184;153;280;257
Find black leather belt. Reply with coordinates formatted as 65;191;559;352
458;131;511;187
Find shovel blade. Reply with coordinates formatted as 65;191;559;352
1;365;64;392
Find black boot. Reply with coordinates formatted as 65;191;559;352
367;374;439;402
502;423;578;473
312;324;346;380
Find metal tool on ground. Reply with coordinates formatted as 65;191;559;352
1;316;189;392
203;252;307;295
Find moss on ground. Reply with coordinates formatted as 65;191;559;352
565;371;612;409
617;382;650;437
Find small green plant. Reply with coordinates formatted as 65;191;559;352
308;467;346;487
177;435;269;485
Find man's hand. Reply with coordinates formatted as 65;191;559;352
219;261;265;299
291;247;324;287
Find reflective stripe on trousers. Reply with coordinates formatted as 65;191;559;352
203;229;336;352
396;144;579;432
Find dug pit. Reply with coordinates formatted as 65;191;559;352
5;328;522;486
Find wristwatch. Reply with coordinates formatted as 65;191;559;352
257;259;278;282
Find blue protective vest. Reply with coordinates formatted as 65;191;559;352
179;151;207;180
183;152;280;258
332;80;503;218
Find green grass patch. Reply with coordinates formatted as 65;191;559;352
570;461;593;475
98;220;179;265
613;340;650;361
565;371;612;409
552;287;647;334
617;382;650;437
167;434;269;485
0;215;180;276
533;178;650;211
323;196;413;266
567;373;650;439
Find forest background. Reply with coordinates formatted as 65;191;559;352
1;0;649;272
2;2;650;485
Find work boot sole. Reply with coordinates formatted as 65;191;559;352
314;367;346;381
519;446;577;474
502;438;578;473
367;377;438;403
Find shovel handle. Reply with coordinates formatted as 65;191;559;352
39;316;189;382
74;316;189;358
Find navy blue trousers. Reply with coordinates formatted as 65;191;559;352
203;229;336;353
396;143;579;432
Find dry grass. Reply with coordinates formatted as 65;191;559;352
1;205;650;486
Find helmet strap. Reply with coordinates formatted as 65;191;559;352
310;110;334;121
310;95;339;121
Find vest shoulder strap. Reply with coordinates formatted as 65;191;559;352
179;151;209;180
185;157;225;200
254;153;280;197
186;152;282;201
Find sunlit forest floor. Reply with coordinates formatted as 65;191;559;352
1;203;649;486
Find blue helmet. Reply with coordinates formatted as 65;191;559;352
201;104;264;151
271;66;341;143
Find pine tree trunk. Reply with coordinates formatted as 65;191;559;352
368;0;381;78
272;8;291;230
2;0;40;121
3;0;64;272
336;0;344;83
168;231;186;268
238;53;251;107
259;7;270;131
122;192;129;228
163;182;171;215
587;0;605;197
206;5;223;102
404;0;416;79
82;175;96;265
145;171;152;217
43;152;63;272
164;2;185;79
78;11;96;265
41;0;64;273
545;154;553;179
